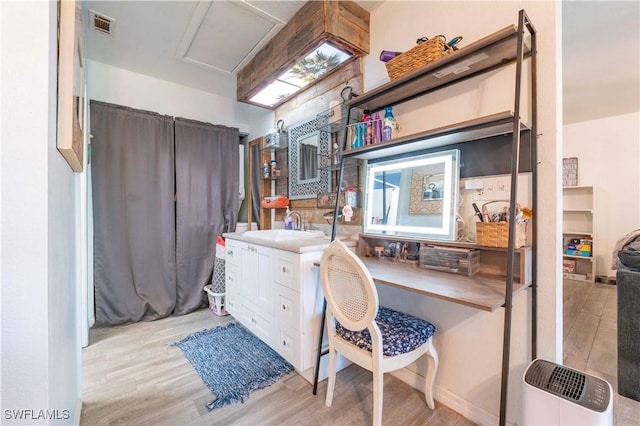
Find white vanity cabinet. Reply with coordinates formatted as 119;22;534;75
271;249;324;373
224;236;326;378
224;239;274;346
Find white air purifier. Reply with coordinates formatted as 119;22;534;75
521;359;613;425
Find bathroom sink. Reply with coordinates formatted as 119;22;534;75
242;229;326;241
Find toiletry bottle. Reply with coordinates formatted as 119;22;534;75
333;142;341;165
352;123;365;148
284;207;292;230
382;106;396;141
373;111;382;144
362;109;373;145
270;159;277;177
263;161;270;178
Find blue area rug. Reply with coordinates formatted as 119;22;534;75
171;322;293;410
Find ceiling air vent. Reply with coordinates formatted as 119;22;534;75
89;10;115;35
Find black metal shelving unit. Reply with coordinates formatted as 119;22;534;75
312;10;537;426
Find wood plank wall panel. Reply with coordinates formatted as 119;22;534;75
325;1;370;54
275;59;363;127
237;2;324;102
237;0;369;104
273;53;364;227
243;1;370;228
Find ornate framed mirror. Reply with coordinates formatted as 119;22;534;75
288;117;331;200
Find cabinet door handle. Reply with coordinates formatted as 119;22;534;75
282;304;287;310
227;250;233;256
282;340;287;347
281;266;288;272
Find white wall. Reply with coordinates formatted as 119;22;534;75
88;60;273;138
365;2;561;424
1;1;81;424
564;112;640;275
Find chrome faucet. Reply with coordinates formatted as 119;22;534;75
288;211;302;231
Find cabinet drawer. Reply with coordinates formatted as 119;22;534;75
274;284;302;332
225;292;239;316
225;267;238;292
274;326;302;370
274;250;300;291
240;303;272;346
225;240;241;267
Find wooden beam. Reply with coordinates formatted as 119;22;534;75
237;0;369;106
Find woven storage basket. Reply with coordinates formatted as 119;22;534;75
476;221;527;248
386;36;451;80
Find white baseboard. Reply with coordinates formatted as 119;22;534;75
390;368;504;426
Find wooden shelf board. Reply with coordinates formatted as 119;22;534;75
342;111;529;160
348;25;527;112
360;257;528;312
563;186;593;190
563;254;593;260
359;233;530;253
563;231;593;236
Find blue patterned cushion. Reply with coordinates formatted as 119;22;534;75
335;306;436;356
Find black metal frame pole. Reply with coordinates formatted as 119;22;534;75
312;298;327;395
312;105;351;395
498;9;531;426
526;12;538;362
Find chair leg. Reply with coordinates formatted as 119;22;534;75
372;368;384;426
325;347;337;407
423;338;439;410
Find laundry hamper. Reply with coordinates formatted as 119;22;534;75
204;236;229;316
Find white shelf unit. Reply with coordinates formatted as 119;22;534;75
562;185;595;281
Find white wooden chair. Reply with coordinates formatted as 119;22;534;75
319;239;439;426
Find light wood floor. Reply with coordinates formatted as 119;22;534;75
563;278;640;425
81;309;474;426
81;280;640;426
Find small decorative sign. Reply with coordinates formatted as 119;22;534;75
317;192;344;209
562;157;578;186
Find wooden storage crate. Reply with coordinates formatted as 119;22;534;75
476;221;527;248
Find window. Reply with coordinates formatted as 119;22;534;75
250;42;352;108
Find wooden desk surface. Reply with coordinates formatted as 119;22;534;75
359;257;529;312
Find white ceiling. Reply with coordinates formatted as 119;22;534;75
84;1;639;123
562;1;639;124
84;1;308;99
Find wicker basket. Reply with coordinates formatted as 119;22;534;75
385;36;451;80
476;221;527;248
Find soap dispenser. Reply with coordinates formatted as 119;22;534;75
284;207;293;230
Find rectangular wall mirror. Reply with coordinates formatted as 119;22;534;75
288;116;330;200
363;149;460;240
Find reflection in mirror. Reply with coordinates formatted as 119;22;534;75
298;133;319;182
288;117;330;200
363;149;460;240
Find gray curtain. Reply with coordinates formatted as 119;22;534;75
251;143;261;229
174;118;239;315
300;143;317;180
91;101;177;326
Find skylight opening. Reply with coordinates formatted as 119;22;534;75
250;42;352;108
